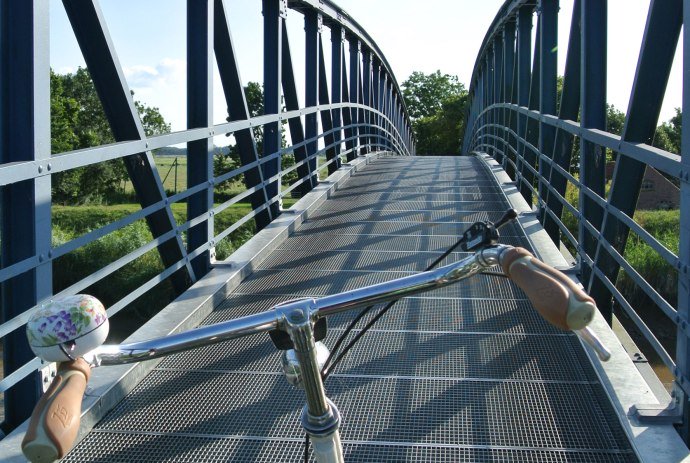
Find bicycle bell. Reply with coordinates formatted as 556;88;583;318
26;294;109;362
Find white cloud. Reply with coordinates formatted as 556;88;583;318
124;58;187;131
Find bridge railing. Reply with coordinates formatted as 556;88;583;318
0;0;413;433
463;0;690;440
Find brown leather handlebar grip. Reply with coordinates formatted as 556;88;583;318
22;359;90;463
501;247;595;330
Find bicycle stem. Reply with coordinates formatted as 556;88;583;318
84;245;510;367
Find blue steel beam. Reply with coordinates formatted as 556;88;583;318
502;21;516;171
537;0;558;209
362;50;372;154
62;0;194;293
518;17;541;204
515;5;532;181
588;0;682;322
317;36;339;174
304;11;320;187
542;0;581;243
187;0;214;278
578;0;607;288
280;23;312;194
372;59;382;150
0;0;50;427
348;38;361;160
493;35;504;162
262;0;283;216
214;0;273;230
330;24;344;159
679;1;690;440
341;53;356;156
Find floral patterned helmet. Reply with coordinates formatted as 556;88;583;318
26;294;109;362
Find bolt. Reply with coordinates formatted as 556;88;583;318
288;309;305;323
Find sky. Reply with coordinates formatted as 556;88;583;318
49;0;683;134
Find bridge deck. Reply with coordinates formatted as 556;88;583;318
63;156;636;462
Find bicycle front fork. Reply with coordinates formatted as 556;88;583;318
282;302;344;463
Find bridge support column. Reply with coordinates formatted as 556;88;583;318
187;0;214;278
0;0;51;428
262;0;284;217
578;0;607;295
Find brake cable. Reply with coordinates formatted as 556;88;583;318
304;209;518;461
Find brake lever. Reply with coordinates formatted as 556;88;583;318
461;208;517;252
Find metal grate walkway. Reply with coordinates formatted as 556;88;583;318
64;156;637;462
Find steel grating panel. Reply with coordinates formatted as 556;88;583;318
64;433;635;463
282;233;532;250
67;156;637;462
309;210;504;223
278;233;531;253
232;268;528;300
318;200;511;213
328;191;505;203
297;220;521;236
326;330;596;381
258;248;473;272
207;295;558;334
90;370;631;452
155;328;594;383
307;209;516;224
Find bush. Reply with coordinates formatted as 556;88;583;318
51;203;259;340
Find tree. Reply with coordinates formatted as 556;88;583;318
402;71;464;120
51;67;171;204
401;70;469;155
653;108;681;155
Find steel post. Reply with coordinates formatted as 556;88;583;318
304;11;321;186
0;0;51;427
542;0;582;243
538;0;558;210
187;0;214;278
262;0;284;216
588;0;682;322
578;0;607;287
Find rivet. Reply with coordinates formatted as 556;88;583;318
38;165;43;173
38;254;44;262
146;142;149;148
48;250;53;258
47;163;52;171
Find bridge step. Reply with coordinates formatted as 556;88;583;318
63;156;637;462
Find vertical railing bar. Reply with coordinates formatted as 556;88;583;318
0;0;51;426
542;0;582;243
262;0;284;216
186;0;214;278
280;22;311;196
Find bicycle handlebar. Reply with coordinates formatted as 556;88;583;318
21;244;607;462
21;359;90;463
501;247;595;330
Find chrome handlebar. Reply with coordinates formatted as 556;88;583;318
85;245;512;367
